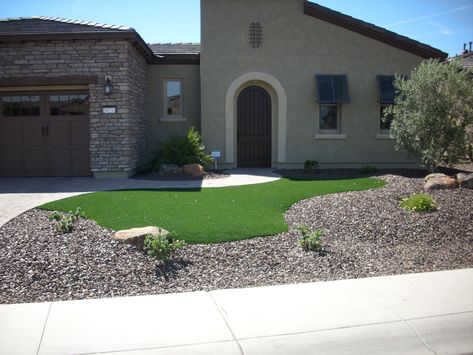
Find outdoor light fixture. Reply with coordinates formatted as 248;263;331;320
104;75;113;94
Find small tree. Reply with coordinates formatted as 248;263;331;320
385;59;473;170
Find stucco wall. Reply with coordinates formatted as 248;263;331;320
201;0;425;168
0;39;148;176
146;64;201;153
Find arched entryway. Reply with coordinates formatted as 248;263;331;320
237;86;271;167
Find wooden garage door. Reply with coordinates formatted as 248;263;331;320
0;91;91;176
237;86;271;167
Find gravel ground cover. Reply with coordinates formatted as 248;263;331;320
1;173;472;304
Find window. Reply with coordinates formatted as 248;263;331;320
316;75;349;134
380;105;393;131
1;95;40;117
165;79;182;116
320;104;340;133
50;94;88;116
377;75;395;132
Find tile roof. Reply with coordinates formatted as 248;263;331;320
449;51;473;68
0;16;133;35
149;43;201;55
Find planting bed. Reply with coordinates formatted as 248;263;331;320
0;174;472;304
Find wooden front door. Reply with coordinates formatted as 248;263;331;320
237;86;271;167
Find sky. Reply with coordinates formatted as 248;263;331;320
1;0;472;56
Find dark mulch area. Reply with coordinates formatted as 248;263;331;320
1;174;472;304
132;169;229;181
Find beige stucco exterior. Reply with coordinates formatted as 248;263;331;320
146;64;201;153
200;0;425;168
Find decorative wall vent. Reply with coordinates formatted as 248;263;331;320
249;22;263;48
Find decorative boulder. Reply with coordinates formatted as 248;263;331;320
457;172;473;189
182;163;204;177
113;226;169;251
424;173;458;190
424;173;447;182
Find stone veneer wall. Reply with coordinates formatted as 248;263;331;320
0;39;148;176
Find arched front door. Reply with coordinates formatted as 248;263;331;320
237;86;271;167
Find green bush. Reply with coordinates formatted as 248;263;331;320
55;215;74;233
304;160;319;171
148;127;213;171
359;165;378;175
400;193;436;212
296;225;324;252
49;207;86;234
143;232;186;262
48;210;63;221
69;207;87;221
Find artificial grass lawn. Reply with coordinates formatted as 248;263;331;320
40;177;385;243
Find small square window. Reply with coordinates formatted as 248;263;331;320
165;79;182;116
320;104;340;133
380;104;393;131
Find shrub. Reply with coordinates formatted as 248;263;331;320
148;127;213;170
55;215;74;234
304;160;319;171
296;225;324;252
143;232;186;262
359;165;378;175
49;207;86;234
48;210;63;221
400;193;436;212
386;59;473;170
69;207;87;221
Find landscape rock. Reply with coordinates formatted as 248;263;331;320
457;172;473;189
113;226;169;251
182;163;204;177
424;173;447;182
424;173;458;190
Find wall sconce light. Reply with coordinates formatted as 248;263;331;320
104;75;113;95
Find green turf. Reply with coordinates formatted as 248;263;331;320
40;177;385;243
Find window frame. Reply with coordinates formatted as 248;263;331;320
379;104;394;133
377;75;396;134
0;94;41;118
163;78;183;117
318;103;342;134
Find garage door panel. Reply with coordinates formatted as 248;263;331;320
50;150;72;176
49;120;71;148
1;91;90;177
72;150;91;176
23;121;44;149
24;150;46;176
71;120;90;148
2;121;23;148
3;151;23;176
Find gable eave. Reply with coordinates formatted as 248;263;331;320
304;1;448;60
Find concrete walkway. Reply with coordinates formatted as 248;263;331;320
1;269;472;355
0;168;281;227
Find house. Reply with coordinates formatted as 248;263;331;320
0;0;447;177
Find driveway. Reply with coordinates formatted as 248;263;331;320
0;169;281;227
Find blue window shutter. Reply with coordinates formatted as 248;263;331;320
316;75;350;103
377;75;395;104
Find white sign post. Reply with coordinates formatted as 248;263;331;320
211;150;221;169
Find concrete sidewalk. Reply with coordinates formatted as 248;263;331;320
1;269;472;355
0;168;281;227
